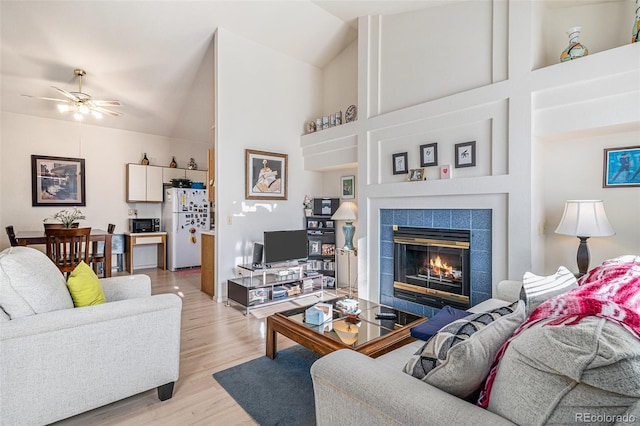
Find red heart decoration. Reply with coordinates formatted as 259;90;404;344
443;168;448;174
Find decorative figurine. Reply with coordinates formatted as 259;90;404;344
170;156;177;168
141;153;150;165
187;158;197;170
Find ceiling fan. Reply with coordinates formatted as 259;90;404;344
23;68;122;120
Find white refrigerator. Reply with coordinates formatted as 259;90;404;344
162;187;209;271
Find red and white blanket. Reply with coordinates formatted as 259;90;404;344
477;255;640;408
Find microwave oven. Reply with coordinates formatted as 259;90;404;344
129;218;160;233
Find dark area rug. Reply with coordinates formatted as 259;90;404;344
213;345;321;426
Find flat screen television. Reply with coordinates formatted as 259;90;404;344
263;229;308;265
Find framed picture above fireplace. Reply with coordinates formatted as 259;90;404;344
454;141;476;168
420;143;438;167
392;152;408;175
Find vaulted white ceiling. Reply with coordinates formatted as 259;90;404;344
0;1;438;143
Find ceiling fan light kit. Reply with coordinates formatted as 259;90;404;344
24;68;121;121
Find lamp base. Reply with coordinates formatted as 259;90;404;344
342;222;355;250
576;236;590;277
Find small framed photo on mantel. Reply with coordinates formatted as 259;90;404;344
392;152;408;175
408;168;426;181
420;143;438;167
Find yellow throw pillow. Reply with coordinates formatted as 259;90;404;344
67;261;106;307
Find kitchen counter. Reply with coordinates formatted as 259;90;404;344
201;229;216;236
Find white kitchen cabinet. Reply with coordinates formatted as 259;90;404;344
126;164;163;202
185;169;207;183
162;167;186;185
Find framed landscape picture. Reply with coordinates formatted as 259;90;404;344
603;145;640;188
31;155;86;207
245;149;288;200
341;175;355;199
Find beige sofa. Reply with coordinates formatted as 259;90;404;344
0;246;182;426
311;280;640;425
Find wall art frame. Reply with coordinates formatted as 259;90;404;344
31;154;86;207
420;143;438;167
392;152;408;175
341;175;355;199
603;145;640;188
245;149;288;200
454;141;476;168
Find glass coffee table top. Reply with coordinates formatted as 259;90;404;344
277;297;423;349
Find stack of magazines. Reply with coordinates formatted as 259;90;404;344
272;286;287;300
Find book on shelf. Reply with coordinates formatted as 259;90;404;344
285;283;301;296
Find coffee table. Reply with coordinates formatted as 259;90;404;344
266;298;426;359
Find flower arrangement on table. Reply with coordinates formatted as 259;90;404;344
44;207;86;228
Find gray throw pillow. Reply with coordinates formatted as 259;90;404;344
0;246;73;319
520;266;577;315
403;300;526;398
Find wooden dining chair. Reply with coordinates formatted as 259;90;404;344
5;226;19;247
44;227;92;276
91;224;115;276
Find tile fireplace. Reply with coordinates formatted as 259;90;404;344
380;208;492;317
393;226;471;310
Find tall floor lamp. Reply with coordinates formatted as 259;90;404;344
331;201;358;250
555;200;615;277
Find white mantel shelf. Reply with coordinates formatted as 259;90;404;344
300;120;358;171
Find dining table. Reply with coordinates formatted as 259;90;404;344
14;229;113;278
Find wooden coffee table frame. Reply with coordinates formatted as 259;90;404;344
266;312;426;359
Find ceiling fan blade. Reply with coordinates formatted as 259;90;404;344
92;99;121;106
51;86;80;101
94;106;122;117
22;94;67;103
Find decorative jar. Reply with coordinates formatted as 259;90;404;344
560;26;588;62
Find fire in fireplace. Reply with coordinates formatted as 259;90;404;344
393;226;470;310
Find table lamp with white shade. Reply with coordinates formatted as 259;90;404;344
331;201;358;250
555;200;615;277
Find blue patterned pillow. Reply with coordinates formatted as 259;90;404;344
403;301;525;398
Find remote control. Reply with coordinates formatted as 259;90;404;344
375;312;397;320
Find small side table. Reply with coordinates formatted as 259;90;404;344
337;248;357;297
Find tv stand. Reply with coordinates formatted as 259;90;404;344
227;263;325;315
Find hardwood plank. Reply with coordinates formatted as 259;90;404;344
55;268;296;426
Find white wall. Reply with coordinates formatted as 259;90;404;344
0;112;208;268
322;40;357;117
541;129;640;274
215;28;324;301
321;0;640;303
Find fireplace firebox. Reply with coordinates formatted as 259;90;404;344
393;226;470;310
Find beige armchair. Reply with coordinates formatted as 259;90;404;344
0;246;182;426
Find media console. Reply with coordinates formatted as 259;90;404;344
227;263;325;315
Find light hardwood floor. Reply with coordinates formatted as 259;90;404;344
57;267;297;426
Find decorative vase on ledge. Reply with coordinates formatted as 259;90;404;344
560;26;588;62
304;209;313;217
